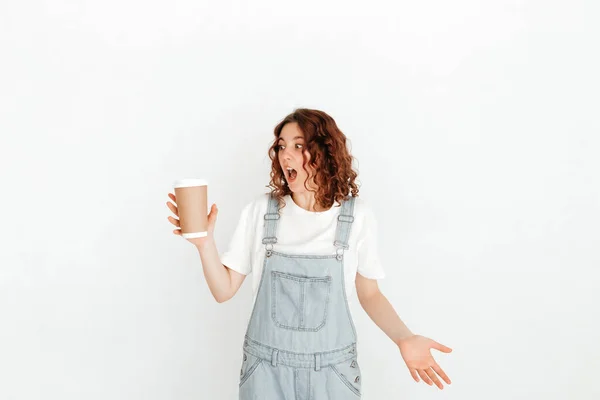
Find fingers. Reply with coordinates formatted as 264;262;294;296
167;216;180;227
417;369;432;386
167;194;180;230
432;363;451;385
409;369;420;383
432;340;452;353
207;204;218;228
166;200;179;217
424;368;443;389
413;364;450;389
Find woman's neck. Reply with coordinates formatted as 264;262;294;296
291;192;328;212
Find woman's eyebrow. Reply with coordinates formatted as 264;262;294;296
278;136;304;142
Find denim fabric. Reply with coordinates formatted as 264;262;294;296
239;194;362;399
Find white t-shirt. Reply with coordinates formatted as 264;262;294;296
220;193;385;308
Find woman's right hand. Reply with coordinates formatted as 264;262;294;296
166;192;218;248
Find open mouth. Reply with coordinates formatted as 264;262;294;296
286;167;297;182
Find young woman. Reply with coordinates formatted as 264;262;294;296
166;109;452;399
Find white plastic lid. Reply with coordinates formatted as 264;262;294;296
174;179;208;188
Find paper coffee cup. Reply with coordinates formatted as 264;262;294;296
173;179;208;239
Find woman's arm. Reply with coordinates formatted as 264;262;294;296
355;273;413;342
196;238;246;303
356;273;452;390
167;194;246;303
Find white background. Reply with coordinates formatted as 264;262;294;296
1;1;599;399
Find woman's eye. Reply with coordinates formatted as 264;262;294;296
276;144;302;151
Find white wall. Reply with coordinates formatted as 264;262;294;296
1;1;598;399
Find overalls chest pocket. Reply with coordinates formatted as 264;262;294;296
270;271;332;332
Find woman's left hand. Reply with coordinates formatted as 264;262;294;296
396;334;452;389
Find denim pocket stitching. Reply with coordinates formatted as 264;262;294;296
272;271;332;283
271;271;331;332
239;355;262;388
330;363;361;397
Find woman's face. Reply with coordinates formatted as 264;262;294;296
277;122;317;192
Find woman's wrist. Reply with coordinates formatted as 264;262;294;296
393;331;415;346
195;235;215;252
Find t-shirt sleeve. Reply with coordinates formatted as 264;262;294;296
356;202;386;280
220;201;255;276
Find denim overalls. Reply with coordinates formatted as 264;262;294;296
239;193;362;399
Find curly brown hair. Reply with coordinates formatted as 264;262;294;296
266;108;360;210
